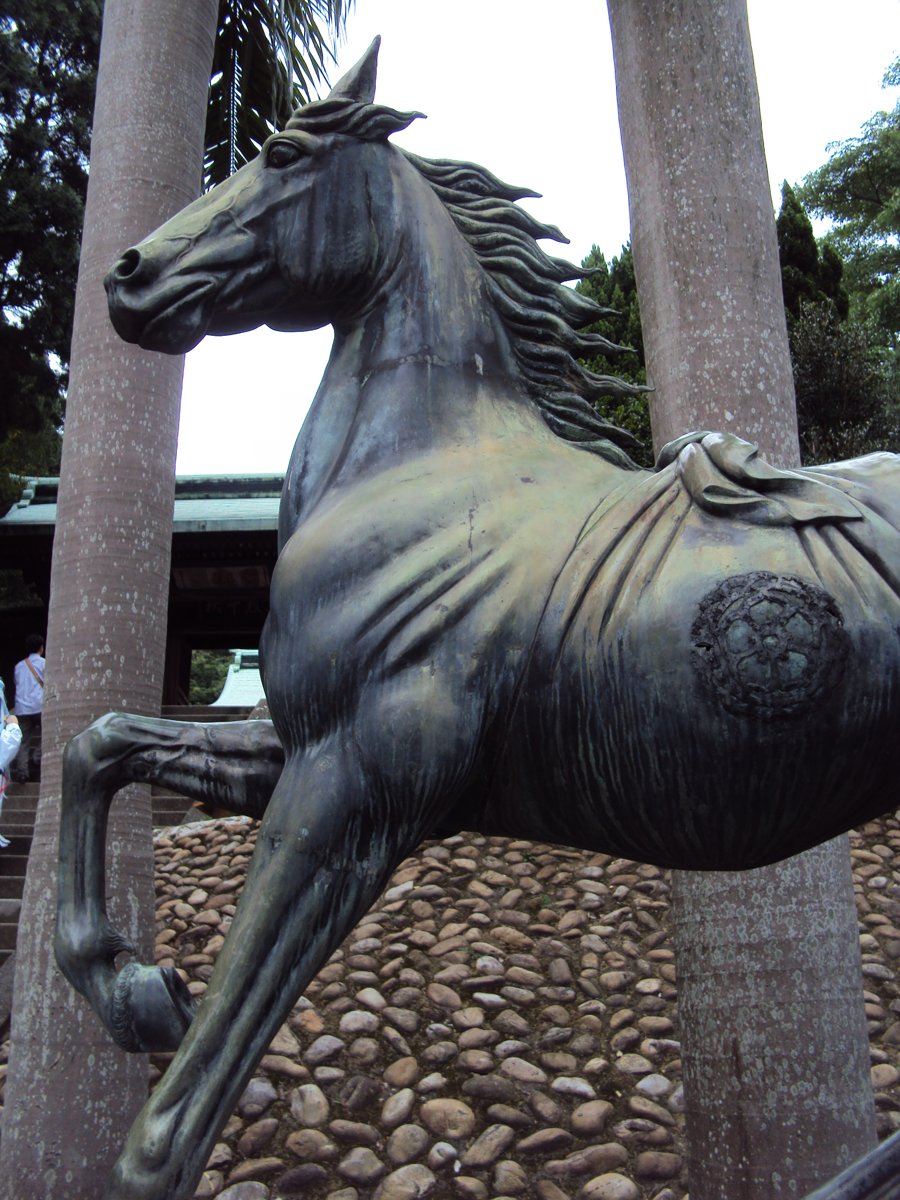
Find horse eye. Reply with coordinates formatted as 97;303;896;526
267;141;303;169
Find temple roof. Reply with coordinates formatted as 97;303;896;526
212;650;265;707
0;474;284;535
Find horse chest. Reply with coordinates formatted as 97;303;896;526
262;471;589;745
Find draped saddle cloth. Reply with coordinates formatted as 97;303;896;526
508;433;900;868
548;429;900;659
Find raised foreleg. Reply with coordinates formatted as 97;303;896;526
55;713;284;1054
103;731;443;1200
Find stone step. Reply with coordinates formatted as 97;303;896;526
0;856;29;879
0;924;18;952
2;789;38;807
154;812;195;829
2;799;38;815
0;833;32;855
1;821;36;836
151;786;194;828
3;785;191;822
1;807;37;822
2;791;39;806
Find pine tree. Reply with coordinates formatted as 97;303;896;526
776;181;849;321
576;243;652;464
0;1;101;505
792;303;897;462
776;183;895;461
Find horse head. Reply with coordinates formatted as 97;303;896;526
104;38;422;354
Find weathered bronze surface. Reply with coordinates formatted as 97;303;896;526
54;40;900;1200
805;1127;900;1200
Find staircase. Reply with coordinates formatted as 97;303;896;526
0;781;35;973
0;703;254;980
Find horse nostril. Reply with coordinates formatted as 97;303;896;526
113;248;143;281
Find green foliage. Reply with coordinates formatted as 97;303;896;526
580;66;900;473
800;58;900;340
0;422;61;511
777;182;849;320
0;0;350;500
189;649;233;704
576;244;653;465
791;303;897;463
0;0;99;497
205;0;351;185
576;211;895;468
779;135;897;464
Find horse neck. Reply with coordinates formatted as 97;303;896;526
280;169;550;538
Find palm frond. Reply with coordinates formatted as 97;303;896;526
205;0;351;186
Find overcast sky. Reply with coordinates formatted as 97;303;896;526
176;0;898;476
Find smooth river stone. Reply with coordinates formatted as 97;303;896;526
580;1174;640;1200
419;1098;476;1139
373;1164;437;1199
459;1124;515;1167
338;1147;386;1185
381;1088;416;1129
387;1123;431;1165
290;1083;330;1127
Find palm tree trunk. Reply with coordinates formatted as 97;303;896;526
0;2;217;1196
606;1;876;1196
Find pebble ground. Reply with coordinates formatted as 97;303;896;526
2;816;898;1200
150;813;900;1200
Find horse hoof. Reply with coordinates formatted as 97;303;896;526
108;963;196;1053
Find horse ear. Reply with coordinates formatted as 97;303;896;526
328;35;380;104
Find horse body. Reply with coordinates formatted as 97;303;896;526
54;40;900;1199
503;447;900;869
286;441;900;873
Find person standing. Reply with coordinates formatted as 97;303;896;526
0;680;22;847
13;634;44;784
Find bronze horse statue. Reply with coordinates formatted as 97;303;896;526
55;40;900;1200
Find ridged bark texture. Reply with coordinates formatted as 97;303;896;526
0;2;218;1196
606;1;876;1196
609;0;799;463
671;843;875;1197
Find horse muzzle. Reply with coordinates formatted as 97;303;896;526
105;260;219;355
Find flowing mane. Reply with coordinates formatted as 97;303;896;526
287;96;644;468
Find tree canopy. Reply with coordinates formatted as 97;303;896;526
578;66;900;472
800;57;900;342
0;1;101;505
576;243;652;465
206;0;349;184
776;181;849;321
0;0;349;511
190;648;233;703
577;201;898;469
775;180;897;463
789;301;896;463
